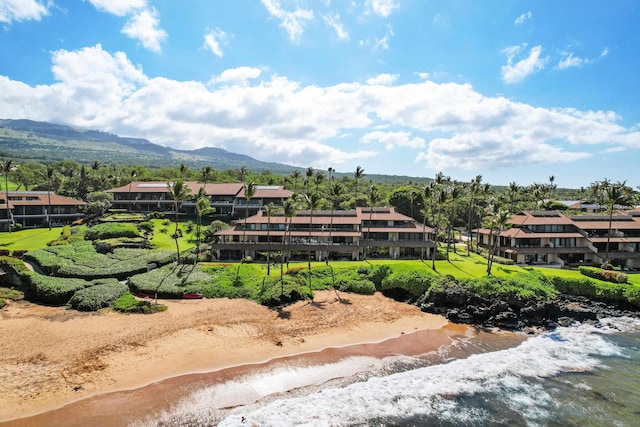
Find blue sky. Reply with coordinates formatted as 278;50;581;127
1;0;639;189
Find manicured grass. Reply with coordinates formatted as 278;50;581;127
147;219;195;252
0;227;67;252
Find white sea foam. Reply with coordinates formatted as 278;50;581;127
212;319;638;426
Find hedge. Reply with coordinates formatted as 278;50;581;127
578;266;628;284
24;241;175;279
128;264;209;298
22;271;91;305
66;279;128;311
85;222;142;241
381;269;436;297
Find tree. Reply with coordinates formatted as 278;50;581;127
84;192;113;220
201;165;213;185
91;160;101;178
591;179;633;263
281;197;299;289
237;167;249;183
77;165;88;201
485;204;510;275
466;175;482;256
242;182;257;257
264;202;279;275
179;164;188;179
353;166;365;208
195;187;214;265
290;170;301;192
305;167;314;194
1;159;16;232
388;186;425;221
44;165;56;230
327;181;344;261
446;183;462;258
421;183;434;260
167;180;191;263
303;192;322;289
432;186;448;271
128;170;138;211
364;184;380;259
313;170;325;193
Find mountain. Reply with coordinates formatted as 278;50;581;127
0;119;295;173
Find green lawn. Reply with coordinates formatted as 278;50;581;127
0;227;66;251
147;218;195;252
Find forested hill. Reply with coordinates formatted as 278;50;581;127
0;119;294;174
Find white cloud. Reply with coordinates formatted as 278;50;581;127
361;131;425;150
558;52;584;69
373;27;394;50
416;72;430;80
0;0;49;23
121;7;167;52
209;66;263;85
203;28;229;58
366;73;398;85
260;0;314;42
86;0;146;16
1;45;639;172
323;12;348;40
365;0;399;17
514;11;532;26
600;48;609;58
500;44;548;83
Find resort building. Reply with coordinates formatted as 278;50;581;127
0;191;87;231
212;207;435;261
105;181;292;217
475;210;640;270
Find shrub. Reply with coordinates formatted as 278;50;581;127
112;292;168;314
129;264;208;298
23;272;91;305
139;221;154;233
66;280;128;311
579;266;627;284
0;256;30;274
550;275;625;303
368;265;392;289
11;250;28;258
85;223;141;241
0;249;10;257
381;269;436;297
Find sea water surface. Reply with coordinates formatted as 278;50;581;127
133;317;640;426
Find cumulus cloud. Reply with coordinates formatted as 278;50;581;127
209;66;263;85
0;0;49;23
86;0;146;16
87;0;166;52
1;44;638;171
366;73;398;85
557;47;609;70
365;0;399;17
361;131;425;150
514;11;532;26
500;44;548;83
203;28;229;58
121;7;167;52
323;12;348;40
260;0;314;42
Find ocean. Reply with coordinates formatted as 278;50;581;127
6;318;640;426
139;317;640;426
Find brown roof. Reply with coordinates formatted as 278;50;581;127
0;191;86;208
509;211;574;226
105;181;245;197
236;186;293;199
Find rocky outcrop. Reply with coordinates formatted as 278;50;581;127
418;289;639;331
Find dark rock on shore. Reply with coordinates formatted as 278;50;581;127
418;288;639;331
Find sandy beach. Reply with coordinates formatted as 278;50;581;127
0;291;450;423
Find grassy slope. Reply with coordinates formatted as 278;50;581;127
0;227;65;251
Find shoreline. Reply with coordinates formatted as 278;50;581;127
0;291;449;422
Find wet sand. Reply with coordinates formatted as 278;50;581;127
0;291;449;424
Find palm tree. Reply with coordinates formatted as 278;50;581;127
201;166;213;185
290;170;301;192
91;160;100;178
264;202;279;276
1;159;16;232
421;183;434;260
128;170;137;211
179;164;188;179
593;179;632;264
353;166;365;208
44;165;56;230
485;204;510;275
242;182;257;257
432;187;448;271
237;167;249;183
327;181;344;261
280;197;299;289
446;183;462;258
507;181;520;214
303;192;322;289
313;170;325;193
327;167;335;181
195;187;213;265
467;175;482;256
365;184;380;259
167;180;191;263
305;167;314;194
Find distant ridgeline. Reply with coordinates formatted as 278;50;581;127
0;119;293;174
0;119;435;185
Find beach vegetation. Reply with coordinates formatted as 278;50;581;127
112;292;167;314
85;222;142;240
66;279;128;311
